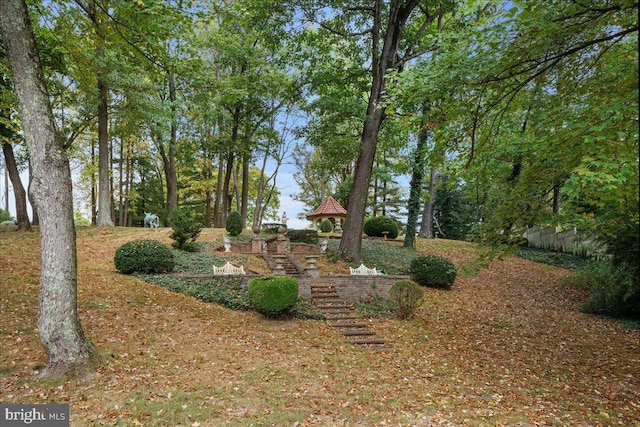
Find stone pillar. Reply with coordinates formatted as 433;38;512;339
272;255;286;275
251;226;263;253
276;225;289;254
305;255;319;279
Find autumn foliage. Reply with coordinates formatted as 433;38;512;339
1;228;639;426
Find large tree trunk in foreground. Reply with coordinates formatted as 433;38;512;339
0;0;102;378
338;0;420;263
2;142;30;231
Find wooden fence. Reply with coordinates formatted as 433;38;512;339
524;226;606;258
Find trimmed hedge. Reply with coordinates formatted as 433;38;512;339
226;211;243;236
409;254;456;289
364;216;399;239
389;280;424;319
287;229;319;244
114;239;174;274
248;275;299;318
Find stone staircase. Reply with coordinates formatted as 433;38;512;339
263;254;302;276
311;283;391;351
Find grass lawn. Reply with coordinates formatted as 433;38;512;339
1;227;639;426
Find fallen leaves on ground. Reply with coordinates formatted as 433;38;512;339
1;227;638;426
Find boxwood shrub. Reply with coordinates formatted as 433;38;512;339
225;211;243;236
287;229;319;244
409;254;456;289
248;275;298;318
114;239;174;274
320;219;333;233
364;216;399;239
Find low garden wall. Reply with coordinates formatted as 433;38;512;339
186;273;409;302
238;273;408;303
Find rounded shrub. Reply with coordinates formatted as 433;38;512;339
114;239;174;274
409;254;457;289
389;280;424;319
320;219;333;233
363;216;399;239
225;211;243;236
248;275;298;318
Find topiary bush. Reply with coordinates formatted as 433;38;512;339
320;219;333;233
114;239;174;274
364;216;399;239
248;275;298;318
225;211;243;236
409;254;457;289
169;207;202;251
389;280;424;319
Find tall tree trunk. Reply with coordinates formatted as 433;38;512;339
252;147;270;229
403;119;429;248
338;0;419;263
90;139;97;225
2;142;31;231
213;151;224;227
0;0;102;378
222;106;241;223
222;151;234;222
241;152;250;228
118;137;124;226
419;167;440;238
165;72;178;221
96;78;113;227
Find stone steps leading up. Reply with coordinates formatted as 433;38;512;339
311;283;391;352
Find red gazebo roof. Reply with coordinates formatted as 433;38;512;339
306;196;347;219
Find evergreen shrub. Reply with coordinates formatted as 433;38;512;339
410;254;456;289
225;211;243;236
248;275;298;318
364;216;399;239
114;239;174;274
320;219;333;233
288;229;318;244
563;260;640;317
169;207;202;251
389;280;424;319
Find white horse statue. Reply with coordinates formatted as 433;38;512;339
143;212;159;228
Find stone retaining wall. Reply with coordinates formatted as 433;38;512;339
184;272;408;303
237;273;408;302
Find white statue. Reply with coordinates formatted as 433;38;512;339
320;238;328;253
281;211;288;225
143;212;159;228
223;235;231;252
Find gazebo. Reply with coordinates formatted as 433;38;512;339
306;196;347;230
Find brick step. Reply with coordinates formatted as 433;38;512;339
329;322;367;328
339;330;376;337
325;316;357;321
316;304;351;310
312;294;341;299
349;338;387;345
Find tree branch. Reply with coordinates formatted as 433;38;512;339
485;25;638;84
